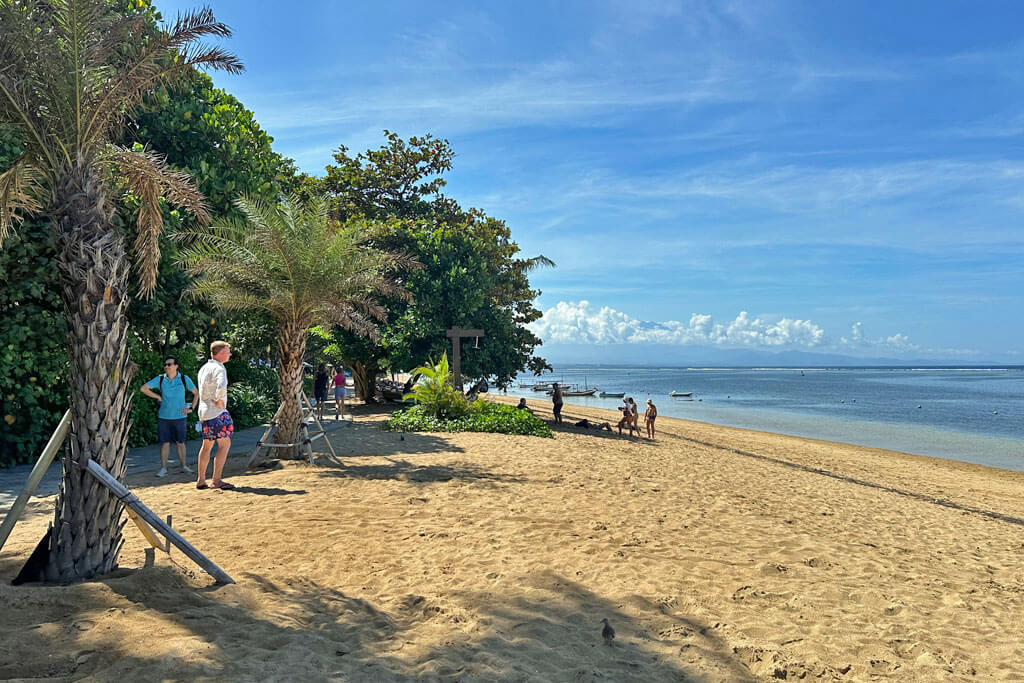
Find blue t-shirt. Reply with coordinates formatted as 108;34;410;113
147;374;196;421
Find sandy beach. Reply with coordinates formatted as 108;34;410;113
2;396;1024;681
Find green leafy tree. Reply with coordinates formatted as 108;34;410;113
310;132;552;400
0;0;240;582
179;195;415;457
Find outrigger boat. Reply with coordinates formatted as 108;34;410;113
599;391;625;398
669;391;693;397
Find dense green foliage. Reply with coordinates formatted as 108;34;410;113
0;5;290;467
384;401;553;438
308;132;551;399
403;355;468;419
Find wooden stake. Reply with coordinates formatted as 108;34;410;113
84;460;234;585
0;411;70;553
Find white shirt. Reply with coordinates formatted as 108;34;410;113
197;359;228;421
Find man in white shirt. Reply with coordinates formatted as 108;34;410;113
196;340;234;490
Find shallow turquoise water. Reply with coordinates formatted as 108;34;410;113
505;366;1024;472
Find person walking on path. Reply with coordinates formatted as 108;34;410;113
139;356;197;477
644;399;658;439
313;364;329;421
331;367;347;420
551;382;564;424
196;341;234;490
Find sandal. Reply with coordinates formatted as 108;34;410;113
196;483;209;490
214;481;236;490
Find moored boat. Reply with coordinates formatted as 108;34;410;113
599;391;625;398
562;387;599;396
669;391;693;397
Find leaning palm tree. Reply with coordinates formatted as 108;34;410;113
179;194;417;457
0;1;241;582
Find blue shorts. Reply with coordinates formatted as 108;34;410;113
334;386;346;400
157;418;187;444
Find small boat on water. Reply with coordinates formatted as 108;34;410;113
532;382;555;391
562;387;598;396
599;391;625;398
669;391;693;397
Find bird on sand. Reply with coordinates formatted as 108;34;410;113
601;618;615;645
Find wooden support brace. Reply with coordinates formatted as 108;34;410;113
84;460;234;584
0;411;70;553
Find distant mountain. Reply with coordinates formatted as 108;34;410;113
535;343;1007;367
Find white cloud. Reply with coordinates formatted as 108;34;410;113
530;301;826;348
840;322;919;352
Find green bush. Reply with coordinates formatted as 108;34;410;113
228;381;278;431
384;401;552;438
403;355;468;419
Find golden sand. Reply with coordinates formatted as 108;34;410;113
2;397;1024;681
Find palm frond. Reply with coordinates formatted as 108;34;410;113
105;145;210;295
181;194;414;337
522;254;556;271
0;157;45;245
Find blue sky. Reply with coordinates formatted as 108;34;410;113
159;0;1024;362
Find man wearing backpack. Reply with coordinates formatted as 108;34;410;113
140;356;198;477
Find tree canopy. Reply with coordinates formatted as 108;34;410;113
309;132;551;399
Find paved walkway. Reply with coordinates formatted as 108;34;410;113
0;416;353;518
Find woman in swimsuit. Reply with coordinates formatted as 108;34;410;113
629;397;641;436
644;399;657;439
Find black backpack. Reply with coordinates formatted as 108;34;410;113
155;373;193;414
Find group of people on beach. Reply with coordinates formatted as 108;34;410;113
615;397;657;438
139;341;235;490
541;382;657;439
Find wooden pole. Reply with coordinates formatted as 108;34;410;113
246;402;284;468
0;411;70;553
445;327;484;394
84;460;235;585
300;390;337;459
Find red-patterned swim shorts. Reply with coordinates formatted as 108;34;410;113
201;412;234;441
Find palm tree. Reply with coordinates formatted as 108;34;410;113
179;195;416;457
0;1;241;582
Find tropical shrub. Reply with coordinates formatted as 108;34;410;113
384;401;552;438
403;355;468;419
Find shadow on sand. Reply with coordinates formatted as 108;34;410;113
0;558;755;681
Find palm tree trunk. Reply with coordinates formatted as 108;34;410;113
350;360;378;402
36;165;132;582
276;319;307;459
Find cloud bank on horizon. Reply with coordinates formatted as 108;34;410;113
531;300;923;356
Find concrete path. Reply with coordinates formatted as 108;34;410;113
0;416;353;518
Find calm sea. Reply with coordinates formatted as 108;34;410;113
504;366;1024;472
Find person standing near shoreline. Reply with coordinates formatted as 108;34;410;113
629;397;641;435
551;382;564;424
139;356;197;477
196;340;234;490
644;399;658;439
